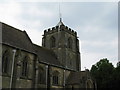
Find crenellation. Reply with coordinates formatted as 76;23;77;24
75;31;77;36
72;30;74;33
44;27;59;35
52;27;55;30
44;30;47;34
44;24;77;36
44;30;47;32
51;27;55;32
69;28;71;31
72;30;76;36
48;28;51;31
56;26;59;29
66;26;68;29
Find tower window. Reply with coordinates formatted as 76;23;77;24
21;56;29;77
50;36;56;48
68;37;72;49
2;50;9;73
52;71;60;85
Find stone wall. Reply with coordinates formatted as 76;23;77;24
2;44;36;88
42;25;80;71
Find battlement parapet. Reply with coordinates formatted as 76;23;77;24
65;27;77;36
44;27;58;35
44;25;77;36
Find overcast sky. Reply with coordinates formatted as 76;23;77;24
0;0;118;70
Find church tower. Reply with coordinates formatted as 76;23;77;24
42;20;81;71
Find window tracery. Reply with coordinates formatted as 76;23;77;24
50;36;56;48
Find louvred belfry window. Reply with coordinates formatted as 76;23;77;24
68;37;72;49
50;36;56;48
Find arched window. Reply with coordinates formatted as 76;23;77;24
38;67;45;84
86;79;94;89
2;50;9;73
52;71;60;85
21;56;28;77
50;36;56;48
68;37;72;49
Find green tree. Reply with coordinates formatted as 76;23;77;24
112;64;120;88
90;58;114;89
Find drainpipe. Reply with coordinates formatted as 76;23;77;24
35;59;39;88
10;49;16;89
46;65;48;88
95;80;97;90
63;70;65;89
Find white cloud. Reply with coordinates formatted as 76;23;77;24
82;37;118;48
23;5;54;18
26;29;43;45
0;2;118;70
81;37;118;70
0;2;50;46
81;51;118;70
0;2;22;28
81;52;103;70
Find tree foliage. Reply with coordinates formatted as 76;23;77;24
90;58;120;89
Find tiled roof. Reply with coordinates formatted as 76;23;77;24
1;22;62;67
33;44;62;67
2;22;35;53
66;71;87;85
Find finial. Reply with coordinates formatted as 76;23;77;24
60;17;62;22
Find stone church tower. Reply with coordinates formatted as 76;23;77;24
1;21;96;89
42;19;81;71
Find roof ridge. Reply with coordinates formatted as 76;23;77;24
33;44;55;52
2;22;35;53
23;31;33;43
2;22;24;33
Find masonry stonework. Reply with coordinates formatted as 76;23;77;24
1;21;96;89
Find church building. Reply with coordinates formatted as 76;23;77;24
1;19;96;89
